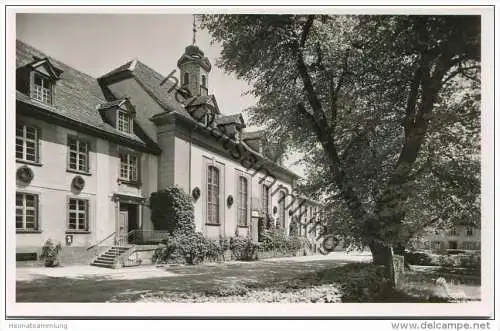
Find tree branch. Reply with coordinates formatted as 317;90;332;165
293;15;373;234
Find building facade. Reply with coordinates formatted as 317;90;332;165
413;225;481;252
15;40;321;262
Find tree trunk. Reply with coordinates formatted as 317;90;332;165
368;240;395;287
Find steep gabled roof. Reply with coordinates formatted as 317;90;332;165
97;98;129;111
216;113;245;127
15;40;158;153
99;60;193;118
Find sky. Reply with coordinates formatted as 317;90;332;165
16;13;305;176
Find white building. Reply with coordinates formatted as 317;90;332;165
15;39;321;266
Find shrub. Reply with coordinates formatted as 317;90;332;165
314;263;392;302
218;235;230;252
458;252;480;269
230;236;258;261
152;235;183;264
258;229;303;253
40;239;62;267
153;232;219;265
447;249;466;255
205;238;224;261
150;187;195;235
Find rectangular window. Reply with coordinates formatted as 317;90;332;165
16;123;39;163
278;191;286;229
16;192;39;231
238;176;248;226
262;184;270;215
32;73;51;104
117;110;131;133
68;137;89;172
119;153;138;182
449;227;457;236
431;241;442;250
68;198;89;231
462;241;479;250
207;166;220;225
466;227;474;236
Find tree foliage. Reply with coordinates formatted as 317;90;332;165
200;15;480;270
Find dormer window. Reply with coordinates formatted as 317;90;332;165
32;73;52;104
20;57;62;105
98;98;135;134
117;110;132;133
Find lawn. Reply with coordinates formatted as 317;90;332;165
17;257;481;303
17;258;348;302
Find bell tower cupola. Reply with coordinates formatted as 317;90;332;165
177;15;212;97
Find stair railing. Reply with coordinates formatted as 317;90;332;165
86;232;116;257
113;229;140;266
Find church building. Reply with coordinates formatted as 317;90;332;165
15;35;323;266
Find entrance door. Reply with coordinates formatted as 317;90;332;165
117;207;129;245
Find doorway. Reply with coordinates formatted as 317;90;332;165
117;203;138;245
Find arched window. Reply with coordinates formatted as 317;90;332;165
201;75;207;87
278;191;286;229
238;176;248;226
207;166;220;225
183;72;189;85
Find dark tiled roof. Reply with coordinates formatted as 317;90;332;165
98;98;127;110
216;114;245;126
15;40;154;149
99;59;135;79
100;60;192;119
185;95;213;107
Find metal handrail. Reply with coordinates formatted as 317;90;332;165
86;232;116;251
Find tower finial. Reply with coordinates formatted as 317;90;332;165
192;14;197;45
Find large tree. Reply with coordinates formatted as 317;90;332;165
200;14;480;280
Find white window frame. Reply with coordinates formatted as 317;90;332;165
261;184;270;215
119;152;139;182
31;72;52;104
68;136;89;173
117;109;132;133
67;198;89;232
207;165;220;225
237;176;248;226
16;122;39;163
16;192;39;231
278;191;286;229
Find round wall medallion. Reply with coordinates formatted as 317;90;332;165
72;175;85;190
192;187;201;201
227;195;234;207
16;166;34;184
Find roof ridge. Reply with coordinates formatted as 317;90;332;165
16;39;100;81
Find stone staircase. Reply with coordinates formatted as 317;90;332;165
90;246;131;268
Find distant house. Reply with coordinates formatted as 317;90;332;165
15;39;322;265
413;224;481;252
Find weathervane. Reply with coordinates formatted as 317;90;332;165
192;14;197;45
